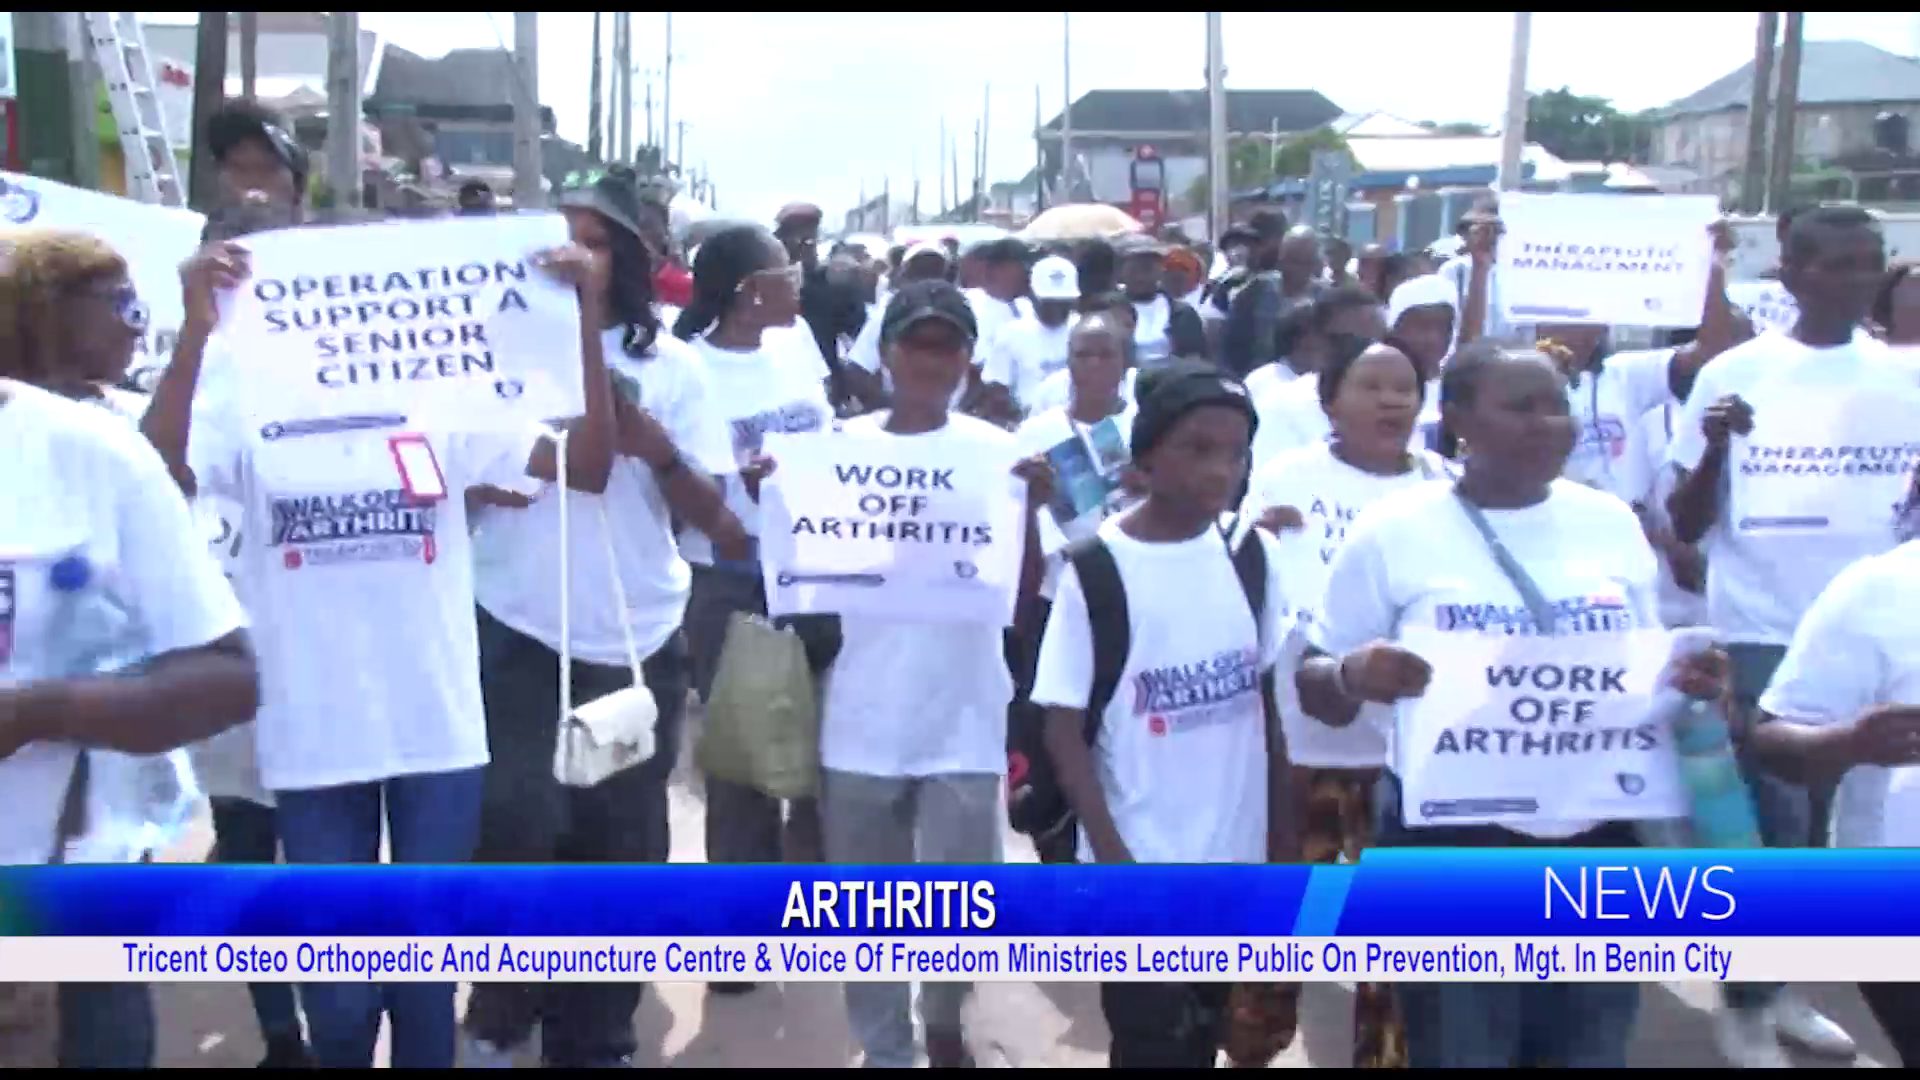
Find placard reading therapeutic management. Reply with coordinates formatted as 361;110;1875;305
1498;193;1719;327
219;214;584;433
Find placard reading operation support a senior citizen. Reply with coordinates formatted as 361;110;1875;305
219;214;583;433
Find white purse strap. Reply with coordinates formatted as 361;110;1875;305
552;428;647;729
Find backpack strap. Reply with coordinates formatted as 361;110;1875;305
1064;536;1129;747
1228;521;1268;630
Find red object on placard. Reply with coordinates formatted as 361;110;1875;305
387;434;448;504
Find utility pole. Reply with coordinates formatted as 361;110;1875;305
1060;11;1073;202
881;176;891;234
1205;11;1227;242
951;129;961;224
661;12;673;170
511;11;543;208
1741;13;1777;215
938;117;947;215
587;12;602;162
1767;12;1803;214
615;13;631;166
676;118;686;175
188;12;230;208
1497;12;1531;191
325;11;361;211
1034;84;1046;213
972;118;982;222
643;74;654;157
239;12;257;99
978;82;990;221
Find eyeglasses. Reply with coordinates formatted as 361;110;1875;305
742;264;804;291
71;283;149;332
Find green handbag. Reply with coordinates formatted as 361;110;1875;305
697;612;822;800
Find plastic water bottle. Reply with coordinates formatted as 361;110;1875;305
1668;695;1763;848
44;553;203;862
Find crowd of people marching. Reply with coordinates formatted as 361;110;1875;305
5;94;1920;1070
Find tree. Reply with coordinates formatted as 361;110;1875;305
1182;129;1352;209
1525;87;1655;163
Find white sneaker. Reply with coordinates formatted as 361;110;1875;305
1773;990;1857;1058
460;1034;516;1069
1715;1006;1792;1069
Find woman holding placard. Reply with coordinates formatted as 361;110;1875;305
139;132;621;1063
1297;341;1727;1067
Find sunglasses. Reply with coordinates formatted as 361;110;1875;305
72;282;150;332
744;264;804;290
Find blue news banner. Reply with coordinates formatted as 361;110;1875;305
7;850;1914;984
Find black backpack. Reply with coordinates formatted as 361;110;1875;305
1006;523;1275;846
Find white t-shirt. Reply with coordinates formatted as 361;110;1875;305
1015;400;1140;598
1666;331;1919;644
1030;518;1288;864
186;351;541;791
681;336;834;566
819;412;1021;779
1314;481;1661;839
1626;400;1710;629
767;321;833;384
966;288;1026;366
983;316;1076;416
1029;366;1139;419
1240;442;1453;767
1243;360;1304;402
1563;349;1673;499
0;383;246;864
1132;295;1174;368
1759;542;1920;848
473;331;735;664
1251;374;1442;474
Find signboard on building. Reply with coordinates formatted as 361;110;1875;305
0;13;17;100
1303;149;1353;239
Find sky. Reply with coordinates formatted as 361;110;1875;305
160;12;1920;225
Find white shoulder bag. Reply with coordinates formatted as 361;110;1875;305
551;429;659;788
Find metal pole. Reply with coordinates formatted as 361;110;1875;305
511;11;543;208
1767;12;1803;215
616;13;631;165
951;130;961;224
187;12;229;207
979;83;990;222
938;117;947;215
1497;11;1531;190
1741;14;1777;214
239;11;257;99
326;11;361;210
1205;12;1227;242
587;12;602;162
676;118;685;174
1060;11;1072;201
661;12;673;169
972;118;982;222
1034;83;1046;213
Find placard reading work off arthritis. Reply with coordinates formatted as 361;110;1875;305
758;430;1026;625
1395;627;1683;827
218;214;584;432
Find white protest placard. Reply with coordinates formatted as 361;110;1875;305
1498;193;1720;327
1395;627;1684;827
758;428;1027;625
0;171;204;373
1730;387;1920;536
217;213;583;433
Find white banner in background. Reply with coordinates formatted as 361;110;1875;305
217;214;583;433
1730;387;1920;536
758;429;1026;625
0;171;204;370
1499;193;1720;327
1395;627;1684;827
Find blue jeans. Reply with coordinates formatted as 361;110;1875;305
274;767;484;1069
1724;643;1798;1012
1399;982;1639;1067
209;797;303;1044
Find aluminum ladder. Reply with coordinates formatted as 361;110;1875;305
83;12;186;207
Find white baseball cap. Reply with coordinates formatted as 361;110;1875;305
1030;255;1080;301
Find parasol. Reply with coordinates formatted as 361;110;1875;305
1021;203;1144;242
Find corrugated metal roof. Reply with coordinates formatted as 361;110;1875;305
1658;40;1920;117
1041;89;1342;136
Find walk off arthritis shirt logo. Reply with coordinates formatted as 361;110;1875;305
1435;594;1636;636
269;489;438;569
1132;647;1260;736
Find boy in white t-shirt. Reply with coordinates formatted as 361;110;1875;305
803;280;1052;1069
980;254;1080;422
1032;360;1289;1068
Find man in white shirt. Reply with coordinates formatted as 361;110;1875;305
981;254;1080;422
1667;204;1899;1066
